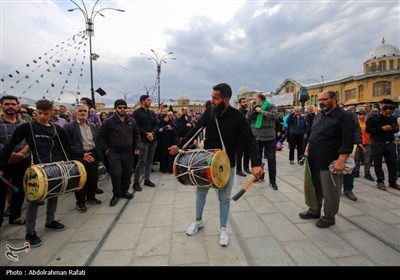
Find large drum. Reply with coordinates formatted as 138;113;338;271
24;160;87;202
173;149;230;188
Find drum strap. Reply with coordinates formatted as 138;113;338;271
214;117;226;152
182;126;204;150
29;122;69;164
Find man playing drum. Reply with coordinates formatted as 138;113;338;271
169;83;264;247
0;99;69;247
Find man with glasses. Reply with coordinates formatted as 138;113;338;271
98;99;140;206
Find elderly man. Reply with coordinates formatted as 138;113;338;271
51;104;68;127
64;103;103;212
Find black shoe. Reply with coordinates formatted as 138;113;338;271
87;198;102;205
389;183;400;190
364;174;374;181
244;168;252;174
121;192;134;199
45;220;66;231
353;173;360;178
316;218;335;228
269;182;278;190
25;232;42;247
95;188;104;194
133;182;142;192
236;171;247;177
110;195;119;207
144;179;156;187
344;190;358;201
299;209;320;219
76;203;87;213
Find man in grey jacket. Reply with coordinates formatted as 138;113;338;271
247;93;278;190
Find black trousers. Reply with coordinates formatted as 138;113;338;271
107;150;133;196
74;150;99;204
0;159;29;226
258;139;277;183
371;141;397;186
289;133;304;162
236;143;249;172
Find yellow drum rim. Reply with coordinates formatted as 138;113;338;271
73;160;87;190
24;165;48;202
209;150;230;188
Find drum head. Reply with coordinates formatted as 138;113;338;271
209;150;230;188
24;165;48;202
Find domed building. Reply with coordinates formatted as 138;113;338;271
273;38;400;108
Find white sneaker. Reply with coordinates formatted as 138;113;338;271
186;219;205;236
219;227;229;247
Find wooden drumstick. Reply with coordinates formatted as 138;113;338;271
0;175;19;193
232;163;264;201
232;176;256;201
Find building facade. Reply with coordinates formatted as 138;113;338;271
237;38;400;110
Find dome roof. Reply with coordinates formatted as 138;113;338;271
367;38;400;60
237;85;251;95
178;94;189;100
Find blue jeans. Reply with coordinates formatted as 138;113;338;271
195;169;235;228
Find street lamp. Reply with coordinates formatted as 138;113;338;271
306;75;324;92
140;50;176;108
59;90;81;105
68;0;125;109
120;90;132;101
298;86;309;113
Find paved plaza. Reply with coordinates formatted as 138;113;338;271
1;148;399;266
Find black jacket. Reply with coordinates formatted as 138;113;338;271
0;121;69;170
178;106;261;168
97;114;140;153
63;120;104;163
133;107;160;143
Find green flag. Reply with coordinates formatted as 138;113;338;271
304;158;319;213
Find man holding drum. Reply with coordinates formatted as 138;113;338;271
1;99;69;247
169;83;264;247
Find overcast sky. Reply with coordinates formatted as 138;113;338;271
1;0;399;105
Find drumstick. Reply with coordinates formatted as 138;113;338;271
0;175;19;193
232;176;256;201
232;163;264;201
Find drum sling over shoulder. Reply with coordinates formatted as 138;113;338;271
173;117;230;188
23;122;86;201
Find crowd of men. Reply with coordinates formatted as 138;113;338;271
0;90;399;248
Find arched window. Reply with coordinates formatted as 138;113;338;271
373;81;391;97
358;85;364;101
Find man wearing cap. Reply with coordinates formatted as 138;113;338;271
98;99;140;206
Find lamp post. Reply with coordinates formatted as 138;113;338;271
120;90;132;101
59;90;81;105
68;0;125;109
298;86;309;113
140;50;176;108
306;75;324;92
